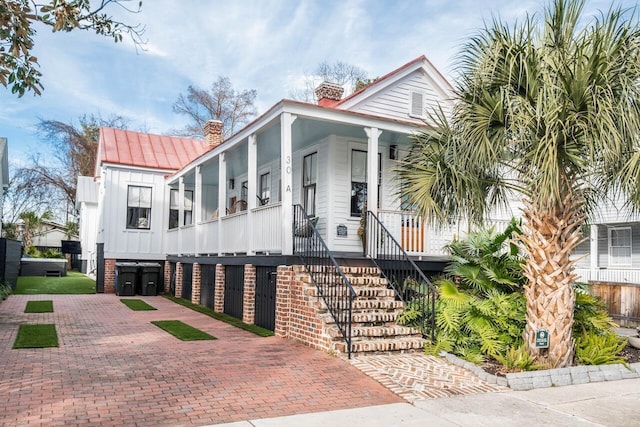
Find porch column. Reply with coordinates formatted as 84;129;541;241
590;224;599;281
194;165;202;255
365;127;381;215
247;134;257;255
218;153;227;255
178;176;185;256
281;112;296;255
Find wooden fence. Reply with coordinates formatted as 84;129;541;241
589;281;640;327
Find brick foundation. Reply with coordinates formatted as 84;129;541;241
192;263;201;305
214;264;225;313
104;259;116;294
175;262;183;298
243;265;256;324
164;260;171;293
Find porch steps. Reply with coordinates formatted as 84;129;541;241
305;265;425;356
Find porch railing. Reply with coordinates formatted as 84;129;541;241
365;211;437;340
293;204;356;358
220;211;247;254
251;203;282;253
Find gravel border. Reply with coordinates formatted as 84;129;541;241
441;352;640;391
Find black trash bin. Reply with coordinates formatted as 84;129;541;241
138;262;162;296
115;262;138;296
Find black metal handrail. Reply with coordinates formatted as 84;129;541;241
293;204;356;358
364;211;437;341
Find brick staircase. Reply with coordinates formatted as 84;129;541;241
301;265;425;356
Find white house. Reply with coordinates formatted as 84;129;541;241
77;55;640;352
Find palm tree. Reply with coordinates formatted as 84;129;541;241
399;0;640;368
19;210;54;248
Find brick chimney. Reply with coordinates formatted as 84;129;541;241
204;119;224;148
315;82;344;107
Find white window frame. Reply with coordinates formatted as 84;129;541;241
609;226;632;267
126;185;152;230
409;90;425;118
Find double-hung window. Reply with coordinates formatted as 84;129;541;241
127;186;152;229
169;189;179;229
259;172;270;205
302;152;317;216
609;227;632;266
350;150;382;217
183;190;193;225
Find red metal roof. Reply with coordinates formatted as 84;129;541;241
99;127;211;170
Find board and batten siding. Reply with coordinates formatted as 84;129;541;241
348;70;450;123
292;138;329;238
101;166;168;259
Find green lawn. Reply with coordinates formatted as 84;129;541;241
151;320;217;341
14;272;96;294
120;299;157;311
13;324;59;348
24;300;53;313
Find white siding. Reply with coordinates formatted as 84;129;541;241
101;166;168;259
348;70;450;124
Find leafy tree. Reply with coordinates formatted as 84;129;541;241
290;60;369;102
0;0;145;96
398;0;640;367
20;114;128;214
172;76;257;139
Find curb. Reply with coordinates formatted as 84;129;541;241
441;352;640;391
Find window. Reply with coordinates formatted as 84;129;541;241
259;172;270;205
127;186;152;229
302;152;317;216
409;91;424;117
169;189;179;229
169;189;193;228
184;190;193;225
350;150;382;217
351;150;367;217
609;227;632;266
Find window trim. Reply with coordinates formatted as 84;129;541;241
259;171;270;205
126;185;152;230
609;226;632;267
302;151;317;217
349;148;382;218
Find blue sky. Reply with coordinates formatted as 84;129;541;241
0;0;623;169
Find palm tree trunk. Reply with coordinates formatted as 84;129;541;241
519;196;585;368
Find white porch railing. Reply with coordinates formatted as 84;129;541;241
197;219;219;254
165;229;178;254
221;211;248;254
251;203;282;253
377;210;514;256
574;268;640;285
180;224;196;255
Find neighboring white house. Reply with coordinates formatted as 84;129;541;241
31;220;78;248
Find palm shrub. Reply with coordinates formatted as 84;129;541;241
402;220;528;363
402;220;626;370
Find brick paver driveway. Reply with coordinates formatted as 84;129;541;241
0;294;400;426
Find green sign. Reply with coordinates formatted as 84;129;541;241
535;328;549;348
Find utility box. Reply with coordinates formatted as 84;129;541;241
115;262;138;296
138;262;161;296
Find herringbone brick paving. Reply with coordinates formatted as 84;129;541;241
351;354;507;403
0;294;401;426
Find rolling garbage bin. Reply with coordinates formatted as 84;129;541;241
138;262;162;296
115;262;138;296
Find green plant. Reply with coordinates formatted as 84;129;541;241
573;286;618;335
40;248;65;259
25;246;41;257
495;345;545;372
0;281;11;300
574;332;627;366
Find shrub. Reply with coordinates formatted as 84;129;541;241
575;332;627;366
0;281;11;300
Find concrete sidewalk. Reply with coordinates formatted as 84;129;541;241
212;377;640;427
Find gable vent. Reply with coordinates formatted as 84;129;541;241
410;91;424;117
